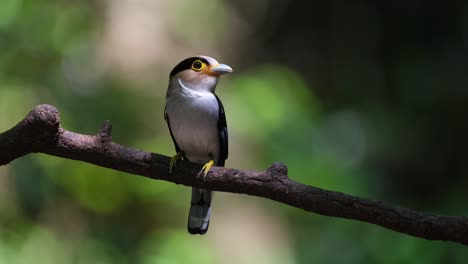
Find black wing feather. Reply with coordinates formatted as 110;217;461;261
215;95;228;167
164;106;182;153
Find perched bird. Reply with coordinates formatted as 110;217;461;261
164;55;232;234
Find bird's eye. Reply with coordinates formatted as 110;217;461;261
191;60;204;71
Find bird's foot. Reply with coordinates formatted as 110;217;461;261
169;152;183;174
199;160;214;181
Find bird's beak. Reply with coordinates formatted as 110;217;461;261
209;64;233;75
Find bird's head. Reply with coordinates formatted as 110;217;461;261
168;56;233;93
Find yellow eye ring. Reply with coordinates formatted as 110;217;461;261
191;60;204;71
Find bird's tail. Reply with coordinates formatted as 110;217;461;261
188;188;212;235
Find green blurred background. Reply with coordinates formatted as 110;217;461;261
0;0;467;263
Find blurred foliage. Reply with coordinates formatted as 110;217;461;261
0;0;468;263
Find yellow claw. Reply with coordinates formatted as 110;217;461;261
169;152;183;174
200;160;214;180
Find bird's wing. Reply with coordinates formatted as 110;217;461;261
164;106;182;153
215;95;228;166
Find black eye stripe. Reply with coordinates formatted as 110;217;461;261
170;57;210;76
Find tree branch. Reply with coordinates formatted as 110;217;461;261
1;105;467;245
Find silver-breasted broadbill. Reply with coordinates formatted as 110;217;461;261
164;55;232;235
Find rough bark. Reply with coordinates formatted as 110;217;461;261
1;105;467;245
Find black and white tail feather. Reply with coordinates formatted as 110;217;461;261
188;188;213;234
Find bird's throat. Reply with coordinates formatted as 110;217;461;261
177;78;217;97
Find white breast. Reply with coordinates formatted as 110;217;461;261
165;80;220;164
